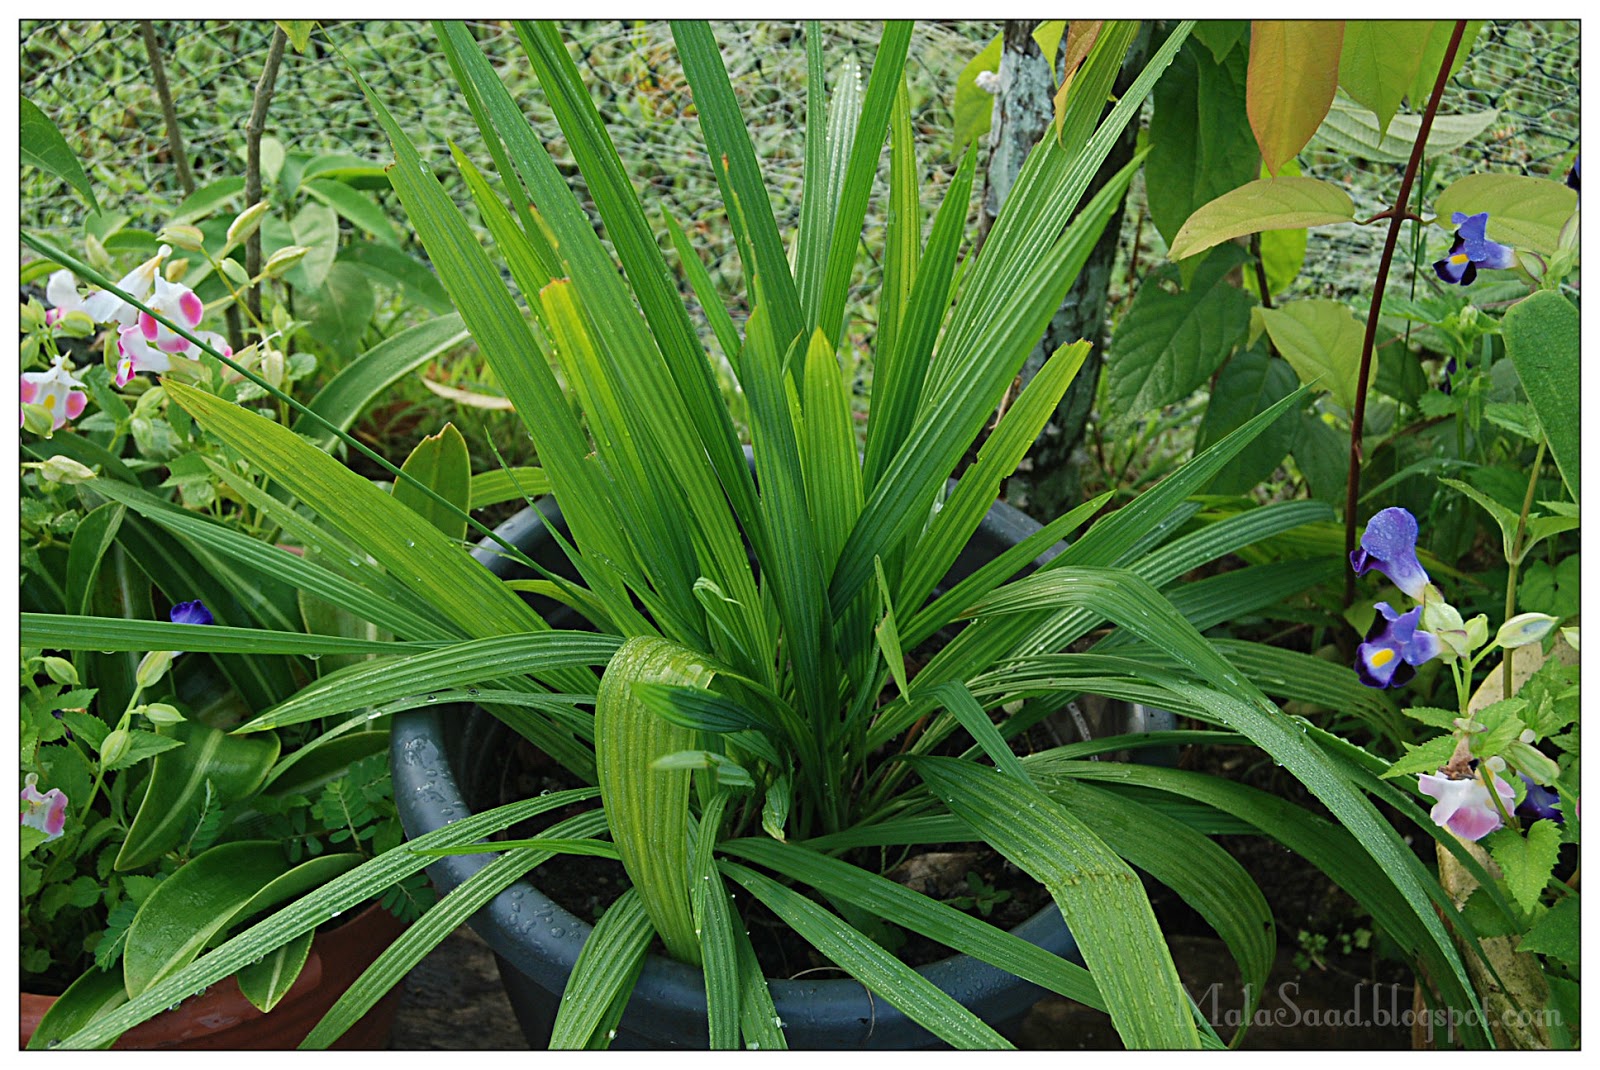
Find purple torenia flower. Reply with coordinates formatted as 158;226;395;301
1356;602;1443;688
20;773;68;841
1418;770;1514;841
1433;212;1516;285
169;600;213;627
1517;774;1564;824
1350;507;1431;600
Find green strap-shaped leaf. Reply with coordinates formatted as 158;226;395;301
293;315;468;449
725;836;1106;1012
65;501;125;616
899;340;1091;613
234;632;621;733
814;22;912;347
301;809;608;1049
392;423;471;543
960;568;1486;1035
1041;758;1486;1035
124;844;359;996
116;720;281;871
164;382;597;699
719;860;1013;1049
21;96;100;215
549;890;654;1050
468;467;550;510
673;20;805;348
25;963;126;1050
595;637;713;964
908;757;1199;1049
21;613;434;657
58;788;599;1048
236;928;315;1014
690;794;740;1049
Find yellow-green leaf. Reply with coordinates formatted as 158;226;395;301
392;423;471;544
1337;21;1434;138
1168;177;1354;261
1256;299;1365;412
1247;21;1346;174
1435;173;1578;256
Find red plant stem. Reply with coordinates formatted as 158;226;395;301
1343;21;1468;608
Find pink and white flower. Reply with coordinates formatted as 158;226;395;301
135;275;206;354
115;323;229;387
1418;770;1516;841
20;773;68;841
63;245;172;327
20;357;88;430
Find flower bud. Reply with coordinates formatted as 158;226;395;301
158;224;207;252
133;385;167;417
1505;739;1561;785
39;456;97;485
262;245;309;277
135;650;174;689
261;348;285;390
226;201;270;248
20;298;47;332
54;309;96;339
1496;612;1558;650
219;257;251;286
140;702;186;725
84;233;112;273
1559;626;1579;652
100;728;132;769
41;656;79;685
21;403;57;436
165;257;190;283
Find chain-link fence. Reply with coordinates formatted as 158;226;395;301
19;20;989;283
20;20;1580;305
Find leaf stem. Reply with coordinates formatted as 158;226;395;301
1343;20;1468;608
1503;438;1547;697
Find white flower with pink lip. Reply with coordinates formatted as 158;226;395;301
47;245;172;327
20;773;68;841
1418;770;1515;841
115;321;231;387
134;275;207;354
20;356;88;430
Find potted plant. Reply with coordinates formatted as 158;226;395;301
23;18;1495;1050
18;212;428;1049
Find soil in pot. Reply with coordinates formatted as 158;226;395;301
20;901;407;1050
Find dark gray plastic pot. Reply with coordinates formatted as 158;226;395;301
392;483;1172;1049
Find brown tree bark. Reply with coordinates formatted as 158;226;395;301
980;22;1163;519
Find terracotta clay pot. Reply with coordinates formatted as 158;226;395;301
20;901;406;1050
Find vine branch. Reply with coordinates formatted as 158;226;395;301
245;26;288;325
138;22;195;196
1343;20;1468;608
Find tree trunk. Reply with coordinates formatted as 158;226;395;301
981;22;1160;520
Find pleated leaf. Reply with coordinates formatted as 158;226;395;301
908;757;1199;1049
595;637;713;965
58;789;600;1049
720;860;1013;1049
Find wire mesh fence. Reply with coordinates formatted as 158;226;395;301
20;20;1580;305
